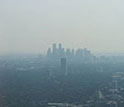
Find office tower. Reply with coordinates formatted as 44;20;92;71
47;47;51;57
83;48;91;56
66;48;71;58
52;43;57;56
58;43;62;50
60;48;65;57
76;49;83;56
58;43;62;57
66;48;70;53
62;48;65;53
60;58;67;75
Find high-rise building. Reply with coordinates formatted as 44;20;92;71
66;48;71;58
60;58;67;75
58;43;62;50
46;43;93;62
47;47;51;57
52;43;57;55
76;49;83;56
58;43;63;57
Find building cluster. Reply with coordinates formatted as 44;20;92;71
47;72;124;107
47;43;94;61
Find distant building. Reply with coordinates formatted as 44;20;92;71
46;43;94;62
60;58;67;75
58;43;62;50
52;43;57;55
47;47;52;57
66;48;71;58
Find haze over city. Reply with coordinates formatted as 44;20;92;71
1;1;124;107
1;0;124;54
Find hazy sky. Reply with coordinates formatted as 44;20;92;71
0;0;124;54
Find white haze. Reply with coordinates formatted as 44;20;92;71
0;0;124;54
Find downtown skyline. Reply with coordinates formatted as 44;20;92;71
1;0;124;54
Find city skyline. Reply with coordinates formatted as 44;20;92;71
1;1;124;107
46;43;92;58
1;0;124;54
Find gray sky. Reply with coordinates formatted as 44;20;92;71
0;0;124;54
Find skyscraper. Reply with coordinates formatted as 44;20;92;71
52;43;57;56
47;47;51;57
58;43;62;50
60;58;67;75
